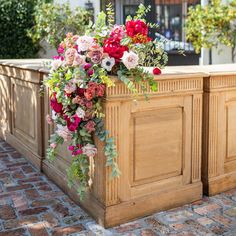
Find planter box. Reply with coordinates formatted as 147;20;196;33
0;60;44;169
42;71;204;227
202;65;236;195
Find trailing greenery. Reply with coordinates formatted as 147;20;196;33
0;0;43;58
186;0;236;62
28;2;91;50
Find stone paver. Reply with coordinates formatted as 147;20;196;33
0;138;235;236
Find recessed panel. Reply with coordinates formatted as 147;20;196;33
226;102;236;160
13;83;35;139
133;107;183;183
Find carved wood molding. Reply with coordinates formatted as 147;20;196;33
204;75;236;91
106;78;203;98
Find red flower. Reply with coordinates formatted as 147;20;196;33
50;93;63;113
66;115;81;132
77;88;85;97
126;20;148;38
103;37;128;62
153;67;162;75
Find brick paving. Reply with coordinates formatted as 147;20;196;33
0;139;235;236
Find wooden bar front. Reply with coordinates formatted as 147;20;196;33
0;60;205;227
42;71;204;227
202;65;236;196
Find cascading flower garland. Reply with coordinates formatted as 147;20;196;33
44;4;168;198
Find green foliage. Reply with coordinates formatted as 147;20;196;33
0;0;41;58
186;0;236;61
28;2;91;49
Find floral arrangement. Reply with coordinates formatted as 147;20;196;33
44;4;167;197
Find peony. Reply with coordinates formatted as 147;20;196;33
82;143;97;158
101;57;115;71
77;36;94;51
103;37;128;62
64;83;77;94
122;51;139;70
126;20;148;37
56;125;71;142
110;25;125;40
65;48;77;66
50;93;63;113
51;59;63;71
66;115;81;132
76;107;85;119
153;67;162;75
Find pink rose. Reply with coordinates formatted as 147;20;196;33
46;114;53;125
85;120;96;133
65;48;77;66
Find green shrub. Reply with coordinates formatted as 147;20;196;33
28;2;91;50
0;0;40;59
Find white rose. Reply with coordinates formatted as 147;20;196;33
122;51;139;70
76;107;85;119
77;36;94;52
64;83;76;94
56;125;71;142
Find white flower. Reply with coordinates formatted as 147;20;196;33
64;83;76;94
122;51;139;70
51;59;63;71
56;125;71;142
101;57;115;71
76;107;85;119
77;36;94;51
82;144;97;158
51;110;57;120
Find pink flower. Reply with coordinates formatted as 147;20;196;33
46;114;53;125
73;54;86;66
82;144;97;158
110;25;125;40
65;48;77;66
64;83;77;94
85;120;96;133
77;36;94;51
72;149;82;156
87;44;105;64
50;143;57;149
83;63;92;70
51;58;63;71
68;145;75;151
57;45;65;54
66;115;81;132
56;125;71;142
88;69;94;77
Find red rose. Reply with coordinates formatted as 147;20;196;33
103;37;128;62
66;115;81;132
126;20;148;38
77;88;85;97
153;67;162;75
50;93;63;113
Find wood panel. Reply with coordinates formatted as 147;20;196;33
203;74;236;195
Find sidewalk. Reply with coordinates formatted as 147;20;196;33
0;139;235;236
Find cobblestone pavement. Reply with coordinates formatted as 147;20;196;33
0;139;235;236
